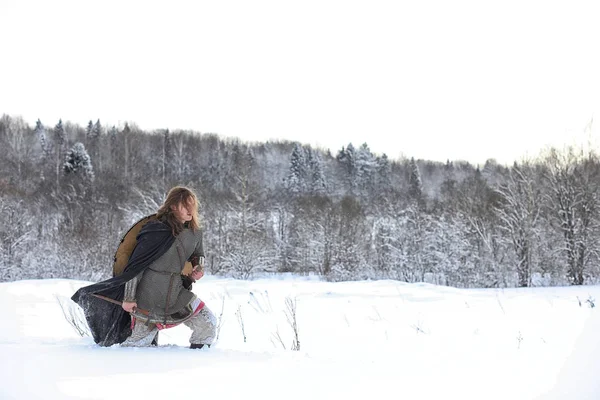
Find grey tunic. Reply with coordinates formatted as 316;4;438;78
124;227;204;324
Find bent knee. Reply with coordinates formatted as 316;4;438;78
203;308;218;330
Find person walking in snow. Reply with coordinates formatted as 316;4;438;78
72;186;217;349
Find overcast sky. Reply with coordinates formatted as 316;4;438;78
1;0;599;165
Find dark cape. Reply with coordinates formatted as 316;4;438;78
71;220;175;347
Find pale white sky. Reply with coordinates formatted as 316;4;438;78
1;0;599;165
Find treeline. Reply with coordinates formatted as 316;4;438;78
1;114;599;287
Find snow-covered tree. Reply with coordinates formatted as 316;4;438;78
355;143;377;196
104;125;117;169
213;143;275;278
34;119;50;158
123;123;131;179
440;215;474;286
85;120;94;138
376;154;392;193
219;239;273;279
284;143;308;194
54;119;65;145
408;157;423;203
109;126;117;142
399;204;431;282
169;130;193;182
495;162;542;287
162;129;171;187
336;143;358;192
0;115;36;183
0;198;34;281
52;119;66;189
92;119;102;138
306;148;327;195
456;168;506;287
543;147;600;285
440;160;458;210
286;196;334;275
329;196;368;281
88;119;102;171
372;216;399;278
64;142;94;181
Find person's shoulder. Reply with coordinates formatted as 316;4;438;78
178;226;202;241
179;226;197;235
139;219;171;236
191;227;204;242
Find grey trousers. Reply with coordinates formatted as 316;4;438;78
121;306;217;347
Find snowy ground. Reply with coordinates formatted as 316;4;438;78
1;276;599;400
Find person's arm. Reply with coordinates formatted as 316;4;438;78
122;272;143;312
190;230;205;281
189;229;205;266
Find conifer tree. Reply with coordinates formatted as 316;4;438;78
86;120;94;139
307;148;327;195
64;142;94;181
355;143;377;195
54;119;65;145
53;119;65;189
34;119;50;157
408;157;423;202
376;154;392;192
336;143;357;191
284;143;308;194
92;119;101;138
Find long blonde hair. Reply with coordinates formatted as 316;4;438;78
156;186;200;235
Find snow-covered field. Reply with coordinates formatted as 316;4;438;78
1;276;599;400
